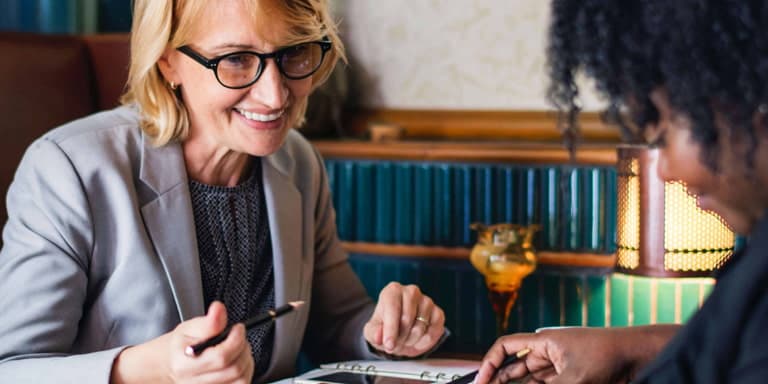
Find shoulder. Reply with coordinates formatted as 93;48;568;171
40;105;142;151
21;106;144;172
14;106;149;196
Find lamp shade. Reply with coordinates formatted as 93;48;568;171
616;146;735;277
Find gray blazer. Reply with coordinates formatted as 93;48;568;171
0;106;377;383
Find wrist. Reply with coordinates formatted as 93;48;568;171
612;325;680;379
110;339;172;384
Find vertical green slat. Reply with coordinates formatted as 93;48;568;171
374;162;394;243
681;281;703;323
523;167;540;234
520;273;541;332
633;277;652;325
611;274;630;326
586;275;607;327
495;166;516;224
394;162;414;244
38;0;77;33
539;168;560;250
354;162;374;242
656;280;677;324
453;165;473;246
474;166;494;225
581;168;601;251
433;164;452;246
539;274;561;327
79;0;99;33
414;164;434;245
336;161;355;241
563;275;584;326
455;267;480;351
569;168;584;250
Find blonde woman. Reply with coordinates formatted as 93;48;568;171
0;1;445;383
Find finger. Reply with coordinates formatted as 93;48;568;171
476;338;523;384
409;303;445;352
530;366;558;383
197;323;248;373
378;282;405;351
401;317;428;348
195;335;254;383
363;318;384;347
393;285;422;345
489;360;533;384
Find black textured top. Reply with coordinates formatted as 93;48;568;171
189;160;275;375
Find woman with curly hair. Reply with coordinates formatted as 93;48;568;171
475;1;768;383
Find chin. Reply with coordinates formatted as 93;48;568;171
245;132;290;157
719;212;753;235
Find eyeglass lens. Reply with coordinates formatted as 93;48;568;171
216;42;325;88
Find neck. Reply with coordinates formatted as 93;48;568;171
182;139;251;187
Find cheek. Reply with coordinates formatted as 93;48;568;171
289;79;313;99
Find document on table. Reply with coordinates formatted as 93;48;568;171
293;358;481;384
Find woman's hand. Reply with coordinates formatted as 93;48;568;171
363;282;446;357
111;301;254;384
474;325;679;384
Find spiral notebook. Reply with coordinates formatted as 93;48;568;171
294;359;480;384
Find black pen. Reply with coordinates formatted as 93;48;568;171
446;348;531;384
185;300;305;356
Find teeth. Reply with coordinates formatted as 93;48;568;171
236;108;284;122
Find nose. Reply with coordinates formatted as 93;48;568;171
248;59;288;108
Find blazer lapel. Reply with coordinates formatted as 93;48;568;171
261;154;304;374
139;135;204;321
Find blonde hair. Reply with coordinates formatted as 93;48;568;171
120;0;345;146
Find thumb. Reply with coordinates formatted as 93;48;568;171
181;301;229;340
204;301;229;334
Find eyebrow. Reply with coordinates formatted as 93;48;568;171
207;43;257;51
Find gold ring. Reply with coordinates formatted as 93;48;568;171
415;316;430;326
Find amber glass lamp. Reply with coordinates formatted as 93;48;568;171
615;146;735;277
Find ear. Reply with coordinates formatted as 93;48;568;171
157;47;180;86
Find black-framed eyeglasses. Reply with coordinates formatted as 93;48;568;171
177;40;332;89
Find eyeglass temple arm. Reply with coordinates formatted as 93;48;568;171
177;46;217;69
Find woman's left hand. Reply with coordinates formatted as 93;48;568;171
363;282;446;357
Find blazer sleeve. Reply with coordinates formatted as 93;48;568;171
0;138;122;383
299;146;380;364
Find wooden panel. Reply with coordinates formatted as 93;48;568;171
346;109;621;142
313;140;618;165
341;241;617;268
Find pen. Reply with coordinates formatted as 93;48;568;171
445;348;531;384
185;300;305;356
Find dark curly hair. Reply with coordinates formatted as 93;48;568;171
547;0;768;169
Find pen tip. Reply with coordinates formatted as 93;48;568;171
289;300;305;308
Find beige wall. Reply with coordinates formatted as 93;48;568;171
334;0;603;111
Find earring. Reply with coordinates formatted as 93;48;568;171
169;81;178;90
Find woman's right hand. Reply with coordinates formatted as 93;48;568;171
474;325;679;384
111;301;254;384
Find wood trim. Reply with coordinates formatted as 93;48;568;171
342;242;617;269
346;109;621;142
312;140;618;165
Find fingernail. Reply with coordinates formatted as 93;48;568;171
385;338;394;351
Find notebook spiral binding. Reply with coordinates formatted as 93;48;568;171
334;363;462;382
